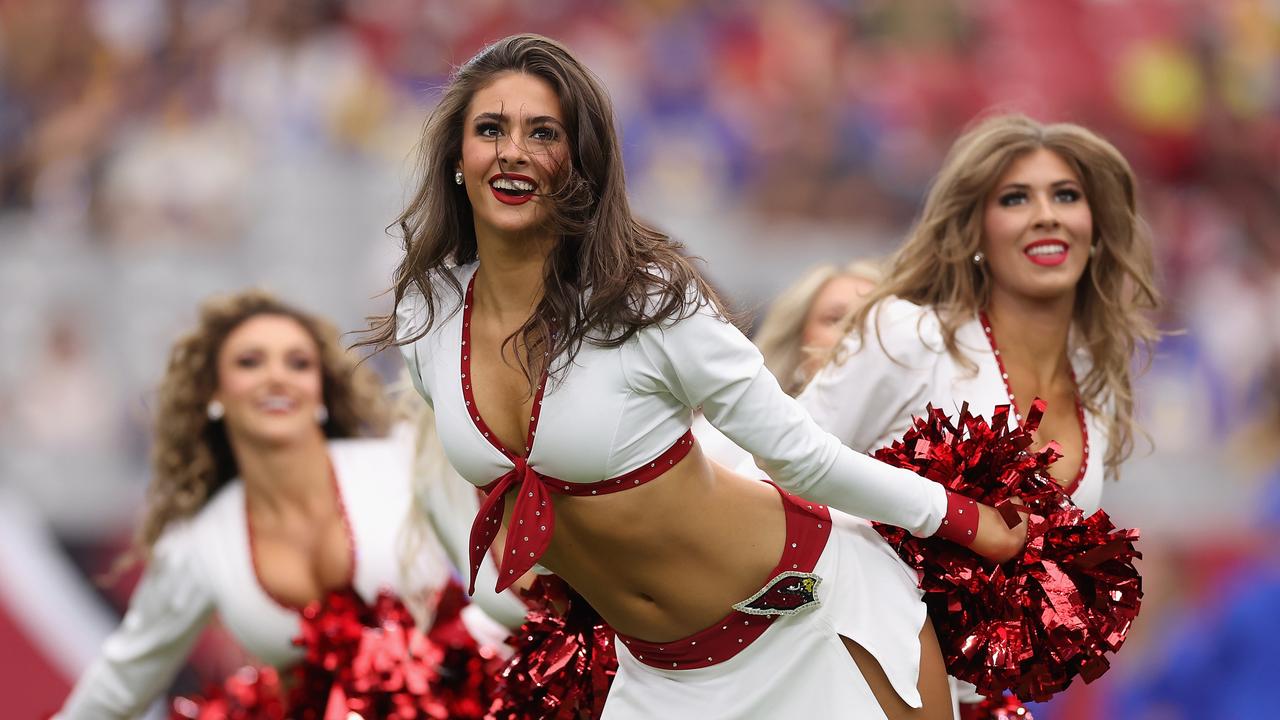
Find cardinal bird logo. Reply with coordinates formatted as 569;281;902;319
732;571;823;617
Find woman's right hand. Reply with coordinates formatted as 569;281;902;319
968;501;1028;563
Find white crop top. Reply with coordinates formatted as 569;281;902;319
57;434;449;719
797;297;1106;515
397;262;954;593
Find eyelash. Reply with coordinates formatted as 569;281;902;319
998;188;1082;206
234;355;314;370
475;123;559;141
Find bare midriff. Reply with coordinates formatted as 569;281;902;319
524;443;787;643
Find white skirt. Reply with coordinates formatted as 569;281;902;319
602;510;928;719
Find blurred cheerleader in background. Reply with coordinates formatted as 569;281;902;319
56;290;503;718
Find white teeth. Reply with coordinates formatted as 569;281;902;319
259;397;295;411
491;177;535;192
1026;244;1067;256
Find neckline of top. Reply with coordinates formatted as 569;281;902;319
978;310;1088;495
459;272;550;463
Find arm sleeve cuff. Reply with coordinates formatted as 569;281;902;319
932;491;978;546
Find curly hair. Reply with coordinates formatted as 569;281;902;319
121;290;389;572
843;114;1161;480
359;34;724;384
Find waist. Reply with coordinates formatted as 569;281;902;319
468;430;696;595
612;482;832;670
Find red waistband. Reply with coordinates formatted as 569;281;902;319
467;430;696;595
614;485;832;670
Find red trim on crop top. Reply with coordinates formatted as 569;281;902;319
460;274;695;594
979;311;1088;496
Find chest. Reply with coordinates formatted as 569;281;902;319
428;302;650;485
466;318;541;457
198;453;417;666
1016;381;1086;487
248;509;353;610
933;343;1094;497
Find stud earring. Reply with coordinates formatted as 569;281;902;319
207;400;225;421
315;405;329;425
972;251;985;265
1090;244;1097;257
454;170;464;185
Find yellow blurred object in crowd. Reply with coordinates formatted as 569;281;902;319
1114;40;1206;134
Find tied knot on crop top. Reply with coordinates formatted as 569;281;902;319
460;275;695;594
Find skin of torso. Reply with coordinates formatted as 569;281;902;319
1002;359;1086;487
249;502;354;608
469;301;786;643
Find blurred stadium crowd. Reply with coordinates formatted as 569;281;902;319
1;0;1278;717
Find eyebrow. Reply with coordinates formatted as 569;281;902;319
472;111;565;127
231;343;316;354
997;179;1082;192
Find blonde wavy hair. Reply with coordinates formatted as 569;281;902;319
844;114;1161;480
755;260;882;396
122;290;389;572
390;374;463;626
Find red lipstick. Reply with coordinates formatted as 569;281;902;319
1023;238;1069;267
488;173;538;205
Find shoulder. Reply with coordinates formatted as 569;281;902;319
838;296;945;367
327;435;415;508
613;260;709;324
1068;339;1097;379
328;434;414;480
395;262;477;340
174;481;244;554
1068;343;1116;417
146;486;240;582
628;286;739;357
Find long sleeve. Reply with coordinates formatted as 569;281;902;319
801;300;991;713
627;302;947;537
796;298;939;454
397;289;434;408
57;527;214;719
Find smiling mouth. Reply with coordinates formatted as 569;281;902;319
489;174;538;205
257;396;298;414
1024;240;1068;266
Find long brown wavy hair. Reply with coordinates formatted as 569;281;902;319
120;290;388;573
360;34;722;383
843;114;1161;480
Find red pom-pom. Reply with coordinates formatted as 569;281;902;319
418;582;506;719
291;583;503;719
959;692;1036;720
872;401;1142;702
174;584;503;720
171;666;287;720
487;577;618;719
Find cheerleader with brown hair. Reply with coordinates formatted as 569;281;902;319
372;34;1027;719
